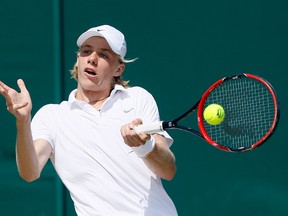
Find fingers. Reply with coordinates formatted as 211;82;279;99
0;79;26;94
120;123;140;144
0;80;9;89
0;81;13;104
0;80;10;93
121;119;151;147
131;118;142;126
17;79;27;93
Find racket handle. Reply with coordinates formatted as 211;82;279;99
134;121;164;134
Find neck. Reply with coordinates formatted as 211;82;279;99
75;86;113;105
87;96;109;105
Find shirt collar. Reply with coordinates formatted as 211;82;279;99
68;84;129;107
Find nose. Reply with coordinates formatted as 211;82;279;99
87;51;98;65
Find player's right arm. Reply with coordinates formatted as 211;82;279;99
0;79;52;182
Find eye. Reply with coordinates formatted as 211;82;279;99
98;51;109;59
79;48;92;56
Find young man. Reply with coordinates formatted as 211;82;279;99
0;25;178;215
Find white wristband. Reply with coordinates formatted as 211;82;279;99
131;136;156;158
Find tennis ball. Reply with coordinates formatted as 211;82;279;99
203;104;225;125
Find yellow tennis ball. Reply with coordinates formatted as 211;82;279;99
203;104;225;125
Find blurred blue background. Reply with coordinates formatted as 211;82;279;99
0;0;287;215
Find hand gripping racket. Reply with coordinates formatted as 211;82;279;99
135;73;280;152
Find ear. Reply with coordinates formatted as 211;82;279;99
114;63;125;77
74;54;79;69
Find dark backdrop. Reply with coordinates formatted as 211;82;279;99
0;0;287;215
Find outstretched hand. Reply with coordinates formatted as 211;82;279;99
0;79;32;121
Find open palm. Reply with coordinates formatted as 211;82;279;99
0;79;32;121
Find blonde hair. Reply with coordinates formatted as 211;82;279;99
70;63;130;88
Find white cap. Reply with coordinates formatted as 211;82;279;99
77;25;137;63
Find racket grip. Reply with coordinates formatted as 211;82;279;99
134;121;164;134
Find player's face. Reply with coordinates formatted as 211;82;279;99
76;36;124;93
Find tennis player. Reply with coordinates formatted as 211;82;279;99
0;24;178;215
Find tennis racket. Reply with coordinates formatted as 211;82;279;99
135;73;280;152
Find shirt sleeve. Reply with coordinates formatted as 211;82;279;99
31;105;56;150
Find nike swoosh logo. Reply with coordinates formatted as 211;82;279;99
124;108;134;113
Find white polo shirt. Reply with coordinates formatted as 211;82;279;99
31;85;178;216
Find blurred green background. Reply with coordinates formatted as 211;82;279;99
0;0;287;215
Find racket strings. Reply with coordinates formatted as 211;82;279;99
203;77;276;151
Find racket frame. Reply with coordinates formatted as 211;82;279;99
197;73;280;152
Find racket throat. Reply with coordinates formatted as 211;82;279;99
162;121;178;129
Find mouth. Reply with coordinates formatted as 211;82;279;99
84;68;97;77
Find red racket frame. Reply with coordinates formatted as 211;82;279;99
197;73;280;152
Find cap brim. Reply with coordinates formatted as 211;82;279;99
121;57;139;63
